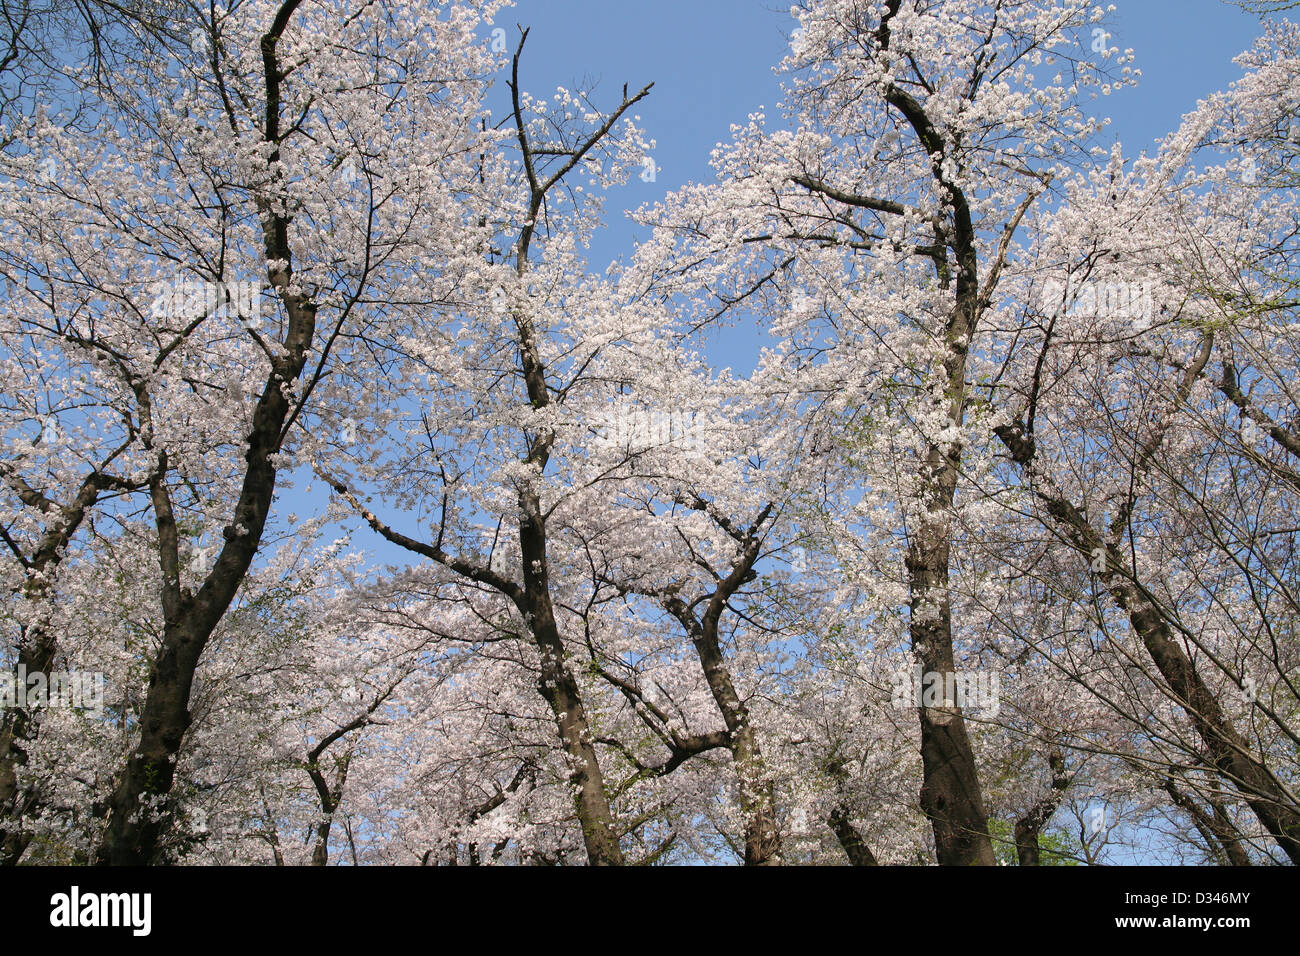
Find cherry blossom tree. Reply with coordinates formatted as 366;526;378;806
986;19;1300;861
320;27;659;865
1;0;502;864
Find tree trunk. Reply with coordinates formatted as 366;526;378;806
520;492;624;866
907;515;996;866
1164;779;1253;867
0;472;107;864
95;4;317;863
665;524;783;867
0;625;57;864
1014;751;1070;865
877;3;997;862
828;805;879;866
693;644;780;865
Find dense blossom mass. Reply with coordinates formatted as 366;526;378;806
0;0;1296;866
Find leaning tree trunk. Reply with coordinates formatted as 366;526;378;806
1014;751;1070;865
520;490;624;865
994;422;1300;864
825;757;878;866
97;295;314;864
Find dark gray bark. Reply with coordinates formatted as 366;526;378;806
0;464;131;864
828;805;879;866
1164;778;1253;867
782;0;1047;864
825;756;878;866
308;752;349;867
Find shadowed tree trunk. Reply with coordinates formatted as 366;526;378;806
1014;750;1071;865
1165;778;1253;866
826;756;878;866
829;804;879;866
0;463;134;864
308;751;350;867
